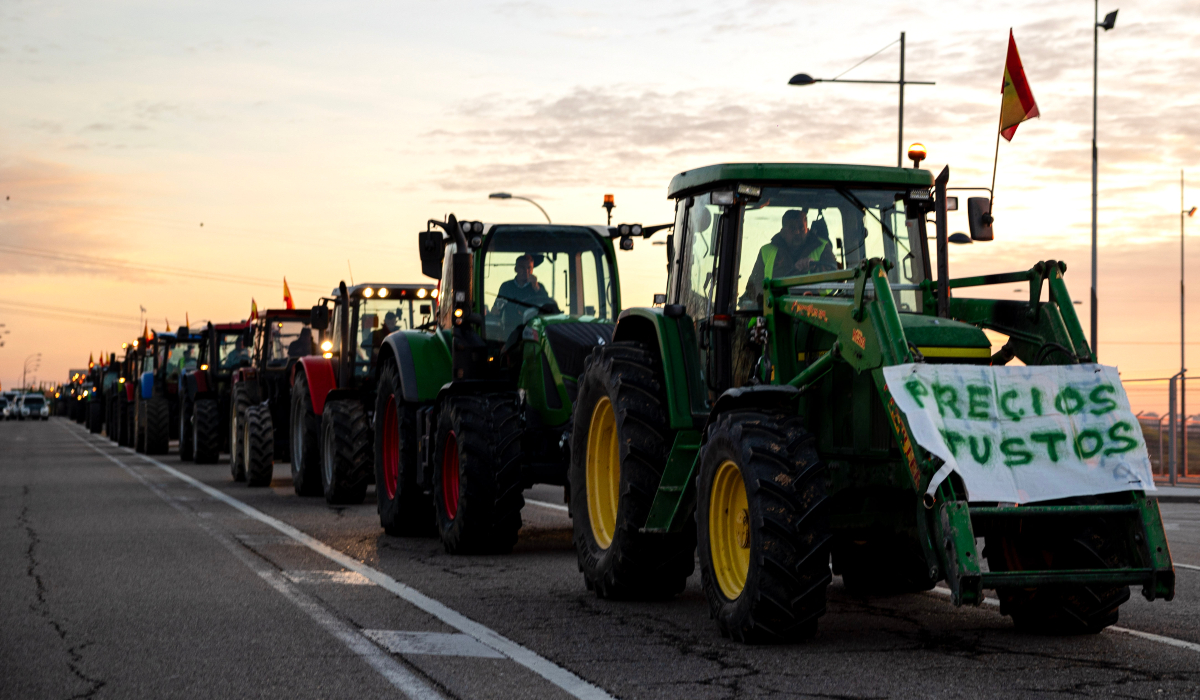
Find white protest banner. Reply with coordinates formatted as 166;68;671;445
881;363;1154;504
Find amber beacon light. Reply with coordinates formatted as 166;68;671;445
908;143;927;168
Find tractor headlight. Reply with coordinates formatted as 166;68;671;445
378;287;389;298
323;352;333;359
417;288;427;299
363;287;374;298
321;340;333;352
200;364;209;371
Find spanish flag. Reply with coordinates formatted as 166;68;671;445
143;321;150;341
283;277;295;310
250;298;259;321
999;30;1039;141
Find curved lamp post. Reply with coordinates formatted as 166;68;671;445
488;192;551;224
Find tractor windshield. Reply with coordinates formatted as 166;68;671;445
164;341;200;381
735;187;922;313
480;225;615;342
262;318;315;368
217;332;252;370
351;298;420;376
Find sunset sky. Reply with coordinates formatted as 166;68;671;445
2;0;1198;414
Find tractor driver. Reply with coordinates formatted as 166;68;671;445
739;208;838;308
490;254;550;337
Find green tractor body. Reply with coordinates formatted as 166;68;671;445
373;219;629;550
570;162;1174;641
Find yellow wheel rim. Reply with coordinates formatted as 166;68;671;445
586;396;620;549
709;459;750;600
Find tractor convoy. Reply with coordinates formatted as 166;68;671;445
56;154;1175;642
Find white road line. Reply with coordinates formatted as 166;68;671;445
72;426;613;700
927;585;1200;653
65;428;443;700
525;498;570;513
1175;563;1200;572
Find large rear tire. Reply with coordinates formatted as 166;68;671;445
697;410;832;643
374;364;434;536
985;496;1131;635
193;399;221;464
144;396;171;455
178;398;195;461
244;403;275;487
569;342;695;599
432;394;524;555
290;373;322;496
229;386;250;482
116;399;130;446
320;399;372;504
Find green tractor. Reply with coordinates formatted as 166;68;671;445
570;162;1174;641
374;217;643;551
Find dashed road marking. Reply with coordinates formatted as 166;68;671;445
927;586;1200;653
525;498;569;513
1176;563;1200;572
364;631;506;659
70;426;613;700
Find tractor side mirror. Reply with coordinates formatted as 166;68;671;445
967;197;994;241
419;230;445;279
419;304;432;315
310;305;329;331
178;326;189;338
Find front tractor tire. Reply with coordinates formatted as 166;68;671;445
697;410;832;643
192;399;221;464
144;396;171;455
244;403;275;487
985;496;1132;635
569;342;695;599
290;373;323;496
320;399;372;504
229;386;252;482
178;398;195;461
374;364;434;536
432;394;524;555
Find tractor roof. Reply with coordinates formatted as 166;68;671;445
336;282;438;298
667;163;935;199
213;321;251;332
262;309;311;319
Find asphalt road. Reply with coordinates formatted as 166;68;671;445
3;418;1200;699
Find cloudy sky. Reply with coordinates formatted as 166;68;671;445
2;0;1198;413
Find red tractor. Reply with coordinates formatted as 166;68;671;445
290;281;435;503
228;308;319;486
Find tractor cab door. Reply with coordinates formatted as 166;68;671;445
668;192;734;402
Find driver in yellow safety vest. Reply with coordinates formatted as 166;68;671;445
740;208;839;307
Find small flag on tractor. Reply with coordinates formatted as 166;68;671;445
186;312;190;328
89;352;94;369
283;277;294;310
165;317;171;332
250;298;259;321
143;321;150;341
999;30;1039;141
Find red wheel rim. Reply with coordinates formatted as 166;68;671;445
381;395;399;501
442;431;460;520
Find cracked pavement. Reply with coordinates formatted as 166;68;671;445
3;419;1199;699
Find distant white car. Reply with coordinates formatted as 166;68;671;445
18;394;50;421
0;397;9;420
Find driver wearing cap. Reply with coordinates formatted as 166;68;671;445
492;254;551;336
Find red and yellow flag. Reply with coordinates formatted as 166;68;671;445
283;277;295;310
143;321;150;341
89;352;94;368
999;30;1039;141
250;298;259;321
165;317;171;332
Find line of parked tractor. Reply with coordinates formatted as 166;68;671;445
44;155;1176;643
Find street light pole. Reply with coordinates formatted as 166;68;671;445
1092;4;1119;359
1182;170;1195;477
788;33;934;168
488;192;552;224
22;352;40;390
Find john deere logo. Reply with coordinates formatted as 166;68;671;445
851;329;866;349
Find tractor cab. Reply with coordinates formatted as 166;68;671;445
314;282;437;388
256;310;319;371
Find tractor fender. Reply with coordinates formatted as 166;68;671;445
376;330;452;404
705;385;801;435
231;367;258;387
125;382;136;402
293;356;337;416
612;308;705;430
140;372;155;400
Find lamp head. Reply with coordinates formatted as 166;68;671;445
788;73;818;86
1099;10;1118;31
488;192;512;200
